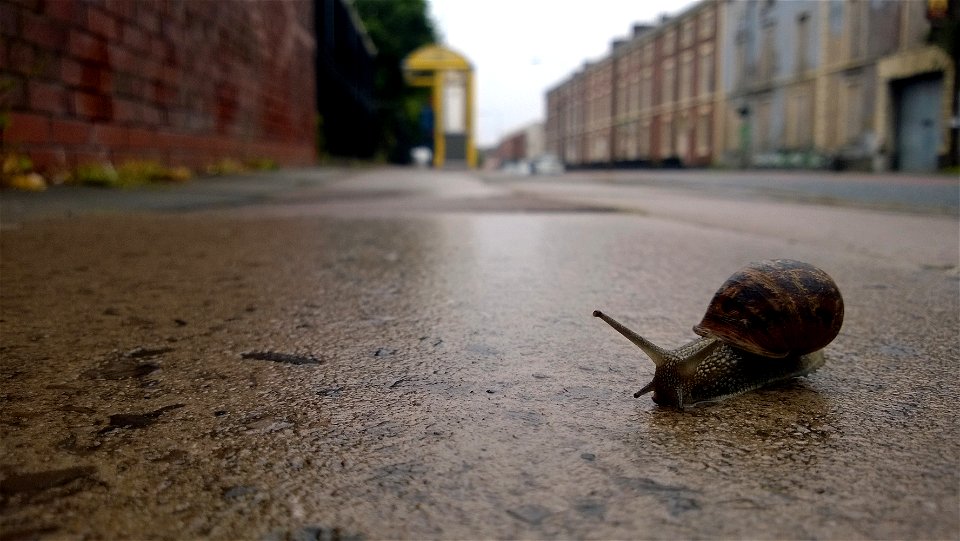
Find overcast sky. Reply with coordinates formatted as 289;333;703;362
428;0;699;147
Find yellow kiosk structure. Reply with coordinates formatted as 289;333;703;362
403;44;476;168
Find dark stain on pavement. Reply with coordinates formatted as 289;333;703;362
83;346;174;380
100;404;185;433
616;476;701;516
0;466;98;497
240;351;324;365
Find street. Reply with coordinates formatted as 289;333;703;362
1;167;958;540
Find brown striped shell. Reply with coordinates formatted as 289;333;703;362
692;259;844;358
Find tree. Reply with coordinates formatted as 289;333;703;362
353;0;438;163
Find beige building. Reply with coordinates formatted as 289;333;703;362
545;0;955;172
719;0;954;171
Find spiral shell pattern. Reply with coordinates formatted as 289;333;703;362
692;259;844;358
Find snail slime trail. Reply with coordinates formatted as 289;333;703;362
593;259;843;408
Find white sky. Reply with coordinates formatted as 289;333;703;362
428;0;699;147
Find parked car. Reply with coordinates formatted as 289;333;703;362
532;154;565;175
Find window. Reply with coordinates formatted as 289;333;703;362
640;69;653;111
845;0;863;60
681;19;695;48
760;23;777;81
698;7;714;39
699;45;714;95
660;115;673;157
697;111;710;156
636;120;649;157
841;79;862;145
662;60;675;105
663;28;676;56
676;113;689;158
796;13;810;75
757;98;772;151
680;52;694;101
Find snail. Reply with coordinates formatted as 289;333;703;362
593;259;843;408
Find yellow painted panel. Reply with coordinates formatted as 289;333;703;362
403;44;472;72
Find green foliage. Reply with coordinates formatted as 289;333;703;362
71;160;191;187
72;163;121;187
353;0;438;163
244;157;279;171
204;158;245;176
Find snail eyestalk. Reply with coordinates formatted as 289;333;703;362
592;310;670;366
634;380;656;398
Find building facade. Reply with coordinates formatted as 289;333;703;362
543;0;955;172
546;1;722;168
489;121;544;169
720;0;954;171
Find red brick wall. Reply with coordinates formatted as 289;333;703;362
495;130;526;163
1;0;317;174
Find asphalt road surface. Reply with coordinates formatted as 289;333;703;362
1;167;957;540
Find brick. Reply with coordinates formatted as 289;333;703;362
28;80;67;114
166;109;188;130
68;30;108;64
158;64;179;86
140;104;160;127
70;149;111;168
126;127;156;147
25;147;68;173
0;3;20;37
60;59;112;94
152;82;175;107
7;0;40;10
4;112;51;144
72;90;112;120
106;43;137;73
8;40;35;75
50;118;93;145
92;123;128;146
23;12;67;50
120;21;149;52
44;0;79;23
135;3;161;34
150;36;170;63
146;104;162;127
136;59;160;81
87;7;119;40
112;97;139;123
103;0;134;21
61;58;86;88
1;75;27;108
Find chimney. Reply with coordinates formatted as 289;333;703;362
632;23;653;37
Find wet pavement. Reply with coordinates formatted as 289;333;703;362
1;167;958;539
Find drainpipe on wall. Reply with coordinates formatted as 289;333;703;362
738;104;751;168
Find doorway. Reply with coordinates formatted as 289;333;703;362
894;74;943;172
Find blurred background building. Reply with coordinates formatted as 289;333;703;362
538;0;957;173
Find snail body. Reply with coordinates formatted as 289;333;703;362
594;259;843;408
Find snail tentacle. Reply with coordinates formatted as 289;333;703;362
593;310;670;366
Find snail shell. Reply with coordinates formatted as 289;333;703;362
593;259;844;408
693;259;844;358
